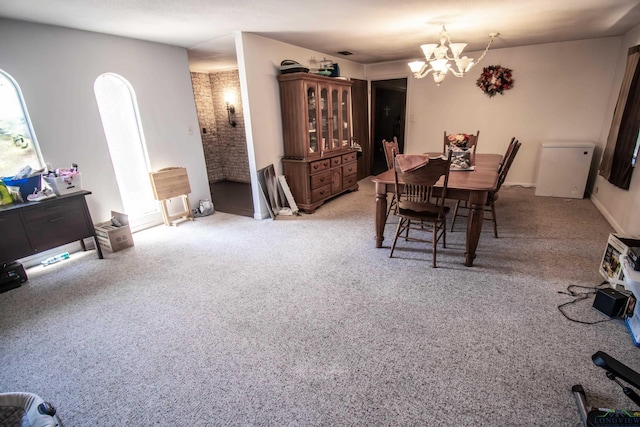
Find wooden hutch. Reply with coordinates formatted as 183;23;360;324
277;72;358;213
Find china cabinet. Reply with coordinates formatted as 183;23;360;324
277;72;358;213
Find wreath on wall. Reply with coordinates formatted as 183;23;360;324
476;65;514;98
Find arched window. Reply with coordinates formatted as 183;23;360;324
94;73;156;218
0;70;44;178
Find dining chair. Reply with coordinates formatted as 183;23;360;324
450;139;522;238
382;137;399;170
443;130;480;156
498;137;517;174
389;151;452;267
382;137;400;220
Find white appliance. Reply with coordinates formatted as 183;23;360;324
535;141;595;198
622;259;640;347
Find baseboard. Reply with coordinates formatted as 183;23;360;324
590;195;624;234
503;181;536;188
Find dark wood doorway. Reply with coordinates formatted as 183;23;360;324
351;79;370;180
371;78;407;176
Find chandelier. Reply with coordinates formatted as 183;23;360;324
408;26;499;85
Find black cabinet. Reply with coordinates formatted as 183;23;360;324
0;211;32;262
0;190;103;265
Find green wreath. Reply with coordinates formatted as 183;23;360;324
476;65;514;98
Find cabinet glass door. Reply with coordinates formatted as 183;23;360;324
341;88;350;148
331;88;340;149
307;85;318;155
320;87;329;152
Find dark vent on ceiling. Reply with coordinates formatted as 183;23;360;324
337;51;353;56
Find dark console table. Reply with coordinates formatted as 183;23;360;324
0;190;103;265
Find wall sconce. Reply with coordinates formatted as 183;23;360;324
225;102;237;127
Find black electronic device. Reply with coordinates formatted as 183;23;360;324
593;288;628;318
0;261;28;293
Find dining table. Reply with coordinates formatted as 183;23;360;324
371;153;503;267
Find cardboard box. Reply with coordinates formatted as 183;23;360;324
94;211;133;252
43;172;82;196
600;234;640;289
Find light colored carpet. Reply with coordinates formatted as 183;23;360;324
0;178;637;426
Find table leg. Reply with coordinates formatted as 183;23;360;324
93;236;104;259
465;190;488;266
375;182;388;248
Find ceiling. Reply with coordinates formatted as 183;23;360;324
1;0;640;72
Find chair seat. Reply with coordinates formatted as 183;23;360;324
398;205;450;220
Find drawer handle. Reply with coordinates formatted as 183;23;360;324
319;190;326;195
319;177;325;182
49;216;66;223
313;164;319;170
323;162;329;167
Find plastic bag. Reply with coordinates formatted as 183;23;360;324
0;182;14;206
193;199;214;217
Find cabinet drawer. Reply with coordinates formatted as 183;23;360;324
26;208;92;251
310;159;331;174
342;163;357;177
22;198;84;221
311;184;331;203
342;152;357;163
330;156;342;167
310;171;331;190
343;174;358;188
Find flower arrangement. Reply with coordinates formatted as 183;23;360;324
447;133;470;148
476;65;514;98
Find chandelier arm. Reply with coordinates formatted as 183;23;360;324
413;66;436;79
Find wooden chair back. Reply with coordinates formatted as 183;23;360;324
443;130;480;155
498;137;517;174
382;137;400;170
393;151;452;217
495;140;521;195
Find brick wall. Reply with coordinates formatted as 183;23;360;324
190;70;250;183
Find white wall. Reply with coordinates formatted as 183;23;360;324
0;19;209;226
591;24;640;237
4;17;635;234
366;37;621;189
235;33;366;218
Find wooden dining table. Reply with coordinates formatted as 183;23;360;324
371;153;502;267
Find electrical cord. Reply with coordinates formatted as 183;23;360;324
557;281;617;324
